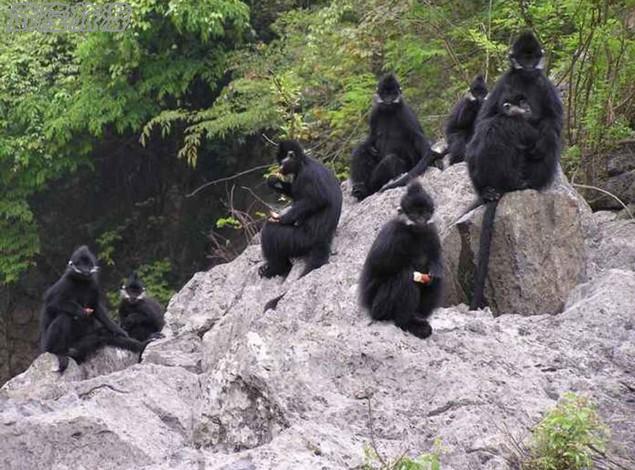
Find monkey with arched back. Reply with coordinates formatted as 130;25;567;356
118;272;165;342
466;32;563;310
259;140;342;279
39;246;147;372
350;73;435;200
359;182;443;339
445;75;488;165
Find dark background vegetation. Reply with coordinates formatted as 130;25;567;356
0;0;633;382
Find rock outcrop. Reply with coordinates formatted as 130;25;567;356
443;174;589;315
1;164;633;470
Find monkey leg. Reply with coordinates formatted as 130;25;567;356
299;243;330;278
351;141;379;200
259;222;294;278
368;154;408;194
67;332;106;364
402;317;432;339
41;315;73;372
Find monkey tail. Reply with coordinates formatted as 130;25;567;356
263;293;286;312
470;199;499;310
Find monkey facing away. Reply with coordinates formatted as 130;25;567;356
39;246;147;372
445;74;488;165
359;182;443;339
118;272;165;342
466;32;562;310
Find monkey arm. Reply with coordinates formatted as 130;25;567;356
452;99;479;129
278;200;322;224
121;312;149;327
94;303;128;336
267;176;293;197
423;230;444;279
529;120;559;160
278;195;327;225
46;298;87;320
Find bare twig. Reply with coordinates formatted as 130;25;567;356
572;183;634;219
186;164;271;198
261;133;279;147
366;396;388;468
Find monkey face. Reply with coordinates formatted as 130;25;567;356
121;272;145;303
276;140;305;176
509;32;545;71
279;150;300;176
374;73;402;107
399;182;435;226
501;96;532;118
470;76;488;102
67;246;99;280
120;285;145;303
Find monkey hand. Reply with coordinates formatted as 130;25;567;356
413;271;432;285
268;211;281;223
266;174;284;190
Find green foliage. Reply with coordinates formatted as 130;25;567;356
523;393;609;470
166;0;634;181
97;227;125;267
362;439;442;470
216;216;242;229
1;0;633;284
0;0;251;284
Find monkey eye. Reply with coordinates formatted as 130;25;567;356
503;102;511;110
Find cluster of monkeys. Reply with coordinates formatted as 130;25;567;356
40;248;165;372
39;32;562;371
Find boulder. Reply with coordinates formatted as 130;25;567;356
0;165;633;470
443;180;588;315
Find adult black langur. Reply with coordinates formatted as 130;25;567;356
466;32;562;310
359;182;443;339
118;272;165;342
39;246;147;372
350;73;435;200
260;140;343;280
445;74;488;165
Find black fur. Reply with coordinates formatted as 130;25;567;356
350;73;434;199
445;75;488;165
359;183;443;338
466;32;562;310
118;272;165;341
39;246;146;372
260;140;343;279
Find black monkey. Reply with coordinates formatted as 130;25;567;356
445;75;488;165
118;272;165;342
359;182;443;339
466;32;562;310
259;140;343;279
350;73;435;200
39;246;146;372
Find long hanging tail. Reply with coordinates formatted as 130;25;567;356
263;293;286;312
470;199;499;310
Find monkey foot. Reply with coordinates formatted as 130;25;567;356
258;264;290;279
482;187;501;203
351;184;368;201
406;318;432;339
